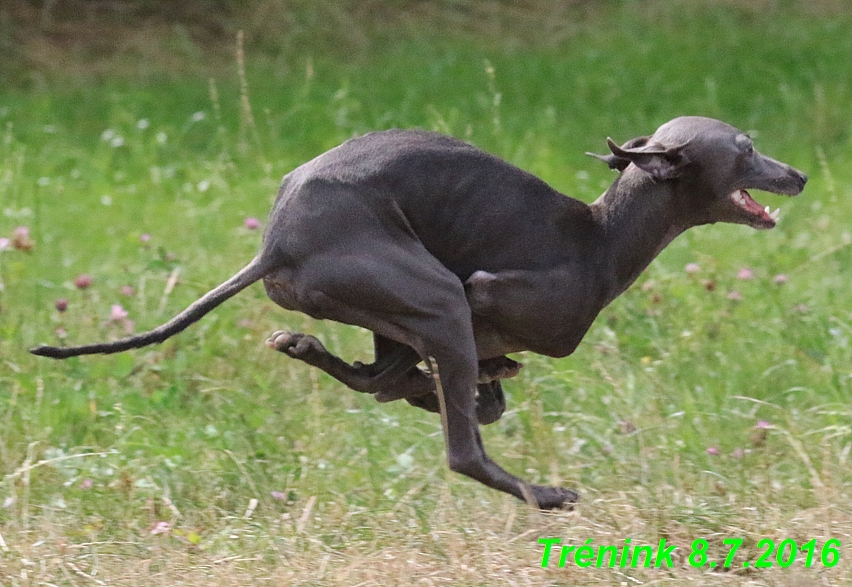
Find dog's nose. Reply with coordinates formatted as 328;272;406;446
796;170;808;185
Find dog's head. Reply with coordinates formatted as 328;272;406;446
588;116;808;229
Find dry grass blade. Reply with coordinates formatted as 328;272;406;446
297;495;317;533
156;268;180;316
243;497;258;519
223;449;260;498
426;357;450;451
66;561;108;586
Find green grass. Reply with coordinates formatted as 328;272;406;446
3;2;852;584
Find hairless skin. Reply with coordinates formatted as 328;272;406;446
32;117;807;508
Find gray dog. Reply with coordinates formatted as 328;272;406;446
32;116;807;508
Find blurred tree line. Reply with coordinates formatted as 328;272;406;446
1;0;842;86
4;0;599;84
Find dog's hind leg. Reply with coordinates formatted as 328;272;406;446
268;330;509;424
266;330;426;395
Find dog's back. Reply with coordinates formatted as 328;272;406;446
266;129;594;277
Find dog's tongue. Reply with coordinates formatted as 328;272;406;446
731;189;776;222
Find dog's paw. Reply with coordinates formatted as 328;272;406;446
529;485;579;510
265;331;326;361
474;381;506;425
475;398;504;425
477;356;523;384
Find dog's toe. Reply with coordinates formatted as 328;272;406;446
267;331;327;361
266;330;295;351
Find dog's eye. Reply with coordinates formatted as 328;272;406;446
736;134;754;155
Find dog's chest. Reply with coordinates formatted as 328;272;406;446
466;267;605;359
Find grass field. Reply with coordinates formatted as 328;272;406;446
3;1;852;584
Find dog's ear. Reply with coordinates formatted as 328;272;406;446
586;136;652;172
585;151;628;171
605;137;691;181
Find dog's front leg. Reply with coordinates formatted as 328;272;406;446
424;336;577;509
405;380;506;425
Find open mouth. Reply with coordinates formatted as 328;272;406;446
730;189;781;229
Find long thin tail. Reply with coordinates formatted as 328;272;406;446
30;255;274;359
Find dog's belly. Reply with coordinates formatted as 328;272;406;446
472;317;593;360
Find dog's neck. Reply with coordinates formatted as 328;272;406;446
590;171;688;305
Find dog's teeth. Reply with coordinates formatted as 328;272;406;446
769;208;780;221
765;205;771;214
